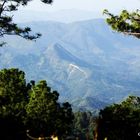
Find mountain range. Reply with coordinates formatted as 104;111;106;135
0;18;140;111
13;9;102;23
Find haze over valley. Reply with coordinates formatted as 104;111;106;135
1;13;140;111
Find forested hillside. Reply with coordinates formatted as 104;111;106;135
1;0;140;139
1;19;140;111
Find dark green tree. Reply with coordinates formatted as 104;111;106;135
96;96;140;140
0;68;28;139
103;9;140;38
0;0;53;46
0;68;74;139
26;80;74;139
102;7;140;140
0;68;27;118
73;111;95;140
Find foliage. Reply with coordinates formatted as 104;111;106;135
103;9;140;38
0;68;27;118
0;68;74;139
26;80;74;138
96;96;140;140
0;68;28;139
73;111;96;140
0;0;53;46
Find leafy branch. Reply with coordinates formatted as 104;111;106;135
0;0;53;46
103;9;140;38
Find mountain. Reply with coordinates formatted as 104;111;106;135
0;19;140;111
13;9;102;23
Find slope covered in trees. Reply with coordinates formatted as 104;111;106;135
0;68;74;139
1;19;140;111
1;1;140;140
96;96;140;140
1;69;140;140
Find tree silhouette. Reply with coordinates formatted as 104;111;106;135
0;68;74;139
0;68;28;139
96;96;140;140
26;80;74;139
0;0;53;46
104;9;140;38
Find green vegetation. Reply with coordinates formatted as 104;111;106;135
0;0;53;46
73;111;96;140
98;7;140;139
26;80;74;138
0;68;74;139
96;96;140;140
0;1;140;140
104;9;140;38
0;68;27;139
1;70;140;140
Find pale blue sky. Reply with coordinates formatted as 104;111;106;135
15;0;140;22
21;0;140;12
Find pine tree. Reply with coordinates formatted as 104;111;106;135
0;0;53;46
26;80;74;138
0;68;28;139
103;9;140;38
96;96;140;140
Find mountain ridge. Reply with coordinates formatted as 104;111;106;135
1;18;140;111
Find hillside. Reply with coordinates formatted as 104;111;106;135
0;19;140;111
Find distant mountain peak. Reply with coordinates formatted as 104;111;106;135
1;19;140;111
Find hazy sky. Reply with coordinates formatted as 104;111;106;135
15;0;140;22
21;0;140;12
